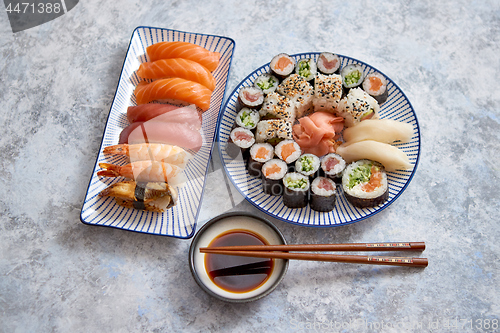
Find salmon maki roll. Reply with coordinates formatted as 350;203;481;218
146;41;220;72
133;78;212;111
137;58;216;91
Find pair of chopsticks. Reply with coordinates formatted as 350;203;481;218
199;242;428;267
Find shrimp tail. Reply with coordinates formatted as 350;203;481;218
103;144;129;156
97;163;121;177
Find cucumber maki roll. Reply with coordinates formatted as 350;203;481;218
254;73;279;94
282;172;310;208
310;177;337;212
235;108;260;130
362;72;388;104
247;143;274;178
295;153;320;178
238;86;264;109
341;160;388;208
262;159;288;196
317;52;341;75
295;58;317;81
341;64;365;91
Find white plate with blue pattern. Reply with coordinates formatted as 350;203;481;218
218;52;420;227
80;27;235;238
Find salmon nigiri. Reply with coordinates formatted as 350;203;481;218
137;58;216;91
133;78;212;111
146;41;220;72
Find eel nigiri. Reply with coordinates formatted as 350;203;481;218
119;121;203;152
146;41;220;72
134;78;212;111
99;180;178;212
137;58;216;91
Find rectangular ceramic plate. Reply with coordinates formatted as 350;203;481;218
80;27;235;239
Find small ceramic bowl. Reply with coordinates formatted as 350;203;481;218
189;212;288;302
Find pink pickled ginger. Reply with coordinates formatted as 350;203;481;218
292;111;344;156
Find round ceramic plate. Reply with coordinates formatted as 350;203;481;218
217;52;420;227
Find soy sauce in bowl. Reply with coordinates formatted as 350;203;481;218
189;212;288;302
205;229;274;293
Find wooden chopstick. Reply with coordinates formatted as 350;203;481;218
199;249;428;267
199;242;425;252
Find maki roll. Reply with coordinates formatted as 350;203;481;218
295;153;320;178
320;153;346;181
277;74;314;118
238;86;264;109
317;52;341;75
275;139;302;171
270;53;296;79
254;73;279;94
337;87;380;127
313;73;343;113
255;119;294;144
235;108;260;130
295;58;317;81
341;159;389;208
259;92;296;123
282;172;309;208
247;143;274;177
362;72;388;104
229;127;255;160
341;63;365;91
262;159;288;196
310;177;337;212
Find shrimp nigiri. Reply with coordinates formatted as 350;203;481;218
146;41;220;72
103;143;193;167
137;58;216;91
97;161;182;183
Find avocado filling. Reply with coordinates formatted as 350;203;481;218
347;163;378;189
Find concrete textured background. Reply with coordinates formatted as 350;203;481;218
1;1;499;332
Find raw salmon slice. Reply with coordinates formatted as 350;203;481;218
134;78;212;111
146;41;220;72
137;58;216;91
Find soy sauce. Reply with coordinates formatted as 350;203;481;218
205;229;274;293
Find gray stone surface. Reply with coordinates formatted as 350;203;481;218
1;1;499;332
